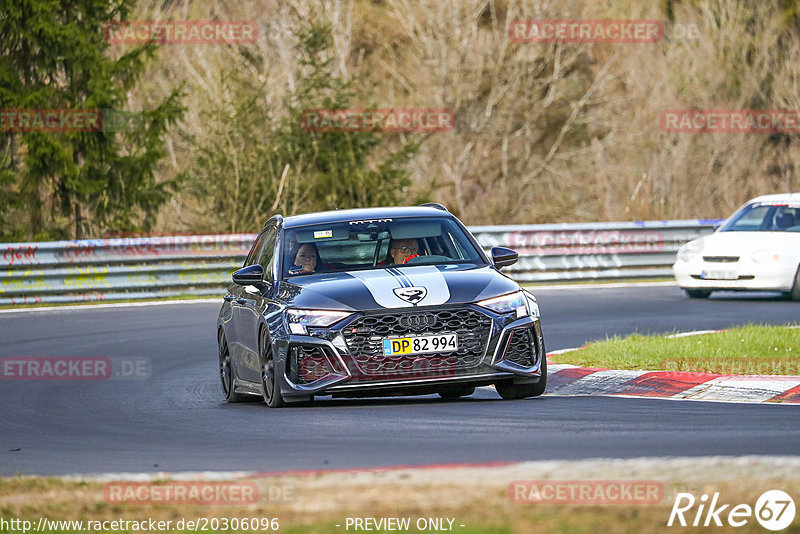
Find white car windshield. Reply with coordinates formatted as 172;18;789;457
719;201;800;232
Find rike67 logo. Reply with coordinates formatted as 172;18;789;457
668;490;796;531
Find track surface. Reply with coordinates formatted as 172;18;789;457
1;284;799;476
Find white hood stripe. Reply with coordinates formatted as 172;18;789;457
349;266;450;308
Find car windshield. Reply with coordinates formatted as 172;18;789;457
281;216;485;277
719;201;800;233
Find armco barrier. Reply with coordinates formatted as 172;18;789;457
471;219;721;282
0;220;720;305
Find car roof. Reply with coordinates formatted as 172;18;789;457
747;193;800;203
280;206;454;229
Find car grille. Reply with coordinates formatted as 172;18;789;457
690;274;754;280
341;308;492;377
502;328;538;367
288;346;332;384
703;256;739;263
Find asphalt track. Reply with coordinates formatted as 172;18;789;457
1;284;799;476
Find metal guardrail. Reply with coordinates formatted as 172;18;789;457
471;219;721;282
0;220;721;305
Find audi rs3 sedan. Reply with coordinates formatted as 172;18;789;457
216;204;546;407
673;193;800;300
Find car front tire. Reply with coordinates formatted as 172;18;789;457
789;266;800;301
219;332;249;403
495;358;547;400
685;289;712;299
260;327;285;408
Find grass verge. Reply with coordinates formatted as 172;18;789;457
1;458;799;533
553;324;800;375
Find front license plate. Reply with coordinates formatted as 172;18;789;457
382;333;458;356
701;270;738;280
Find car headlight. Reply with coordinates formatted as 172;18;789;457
526;294;540;319
750;249;779;263
477;291;529;318
677;240;702;262
286;309;353;335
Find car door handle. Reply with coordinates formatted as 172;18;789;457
236;298;248;305
223;295;234;302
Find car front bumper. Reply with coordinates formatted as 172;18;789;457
673;258;796;292
273;305;545;400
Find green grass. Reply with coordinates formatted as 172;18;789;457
553;324;800;375
3;472;799;534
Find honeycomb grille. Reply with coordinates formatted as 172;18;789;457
289;346;332;384
341;308;492;377
502;328;537;368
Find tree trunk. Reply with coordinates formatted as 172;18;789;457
75;202;83;240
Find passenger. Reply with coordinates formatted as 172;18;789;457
775;212;795;230
289;243;319;274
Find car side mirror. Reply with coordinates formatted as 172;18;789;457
491;247;518;269
232;265;268;290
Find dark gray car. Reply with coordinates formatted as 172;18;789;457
216;205;546;407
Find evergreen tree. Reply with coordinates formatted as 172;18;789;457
187;22;417;233
0;0;183;240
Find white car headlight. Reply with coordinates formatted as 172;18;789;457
677;240;703;262
286;309;353;335
750;249;779;263
477;291;529;318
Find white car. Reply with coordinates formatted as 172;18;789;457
673;193;800;300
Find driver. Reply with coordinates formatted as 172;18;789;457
390;238;422;264
289;243;319;274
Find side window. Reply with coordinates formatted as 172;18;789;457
257;227;278;281
243;231;269;267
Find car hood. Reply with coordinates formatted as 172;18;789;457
692;232;800;257
278;264;519;311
